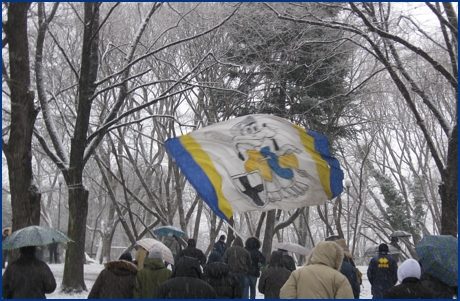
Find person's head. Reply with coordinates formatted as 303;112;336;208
172;256;202;279
306;241;343;271
397;259;421;283
245;236;261;249
119;252;132;262
4;228;10;236
378;243;389;254
147;247;163;260
207;251;223;264
187;238;196;248
269;250;285;267
219;235;226;242
232;236;244;247
19;246;36;258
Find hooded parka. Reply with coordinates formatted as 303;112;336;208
223;236;252;273
258;250;291;299
245;236;266;278
280;241;354;299
133;257;172;298
153;256;217;298
88;259;138;298
203;251;242;298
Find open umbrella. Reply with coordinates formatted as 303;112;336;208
273;242;310;255
390;230;412;238
363;244;401;257
415;235;457;287
136;238;175;264
153;225;186;237
2;226;73;250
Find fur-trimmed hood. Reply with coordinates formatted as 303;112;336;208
304;241;343;271
105;259;138;275
245;236;261;249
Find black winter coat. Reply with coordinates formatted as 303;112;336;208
176;239;207;266
2;254;56;299
88;259;138;298
367;252;398;298
258;251;291;299
203;262;242;298
213;240;227;258
245;237;267;278
223;236;252;273
340;258;360;299
282;255;296;272
153;256;217;299
384;277;437;299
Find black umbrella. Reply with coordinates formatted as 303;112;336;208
390;230;412;238
363;244;401;257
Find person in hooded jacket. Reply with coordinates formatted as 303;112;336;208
335;240;360;299
153;255;217;298
367;243;398;299
2;246;56;299
244;236;267;299
280;241;354;299
175;238;207;267
277;249;296;272
163;234;181;268
202;251;242;298
133;247;172;298
223;236;252;298
88;252;138;298
258;250;291;299
384;258;436;299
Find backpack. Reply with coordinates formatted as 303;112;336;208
355;267;363;285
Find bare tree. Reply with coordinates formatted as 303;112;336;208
266;2;457;237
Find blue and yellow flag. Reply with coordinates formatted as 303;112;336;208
164;114;344;221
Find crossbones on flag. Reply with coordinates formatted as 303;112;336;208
164;114;344;221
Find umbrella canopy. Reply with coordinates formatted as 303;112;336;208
390;230;412;238
273;242;310;255
2;226;73;250
415;235;457;287
153;225;185;237
363;244;401;257
136;238;175;264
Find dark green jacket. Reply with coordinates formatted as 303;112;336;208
133;258;171;298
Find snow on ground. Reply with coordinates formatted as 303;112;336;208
35;263;372;299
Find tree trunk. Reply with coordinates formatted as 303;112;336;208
3;2;41;262
261;210;276;259
440;124;458;236
62;3;100;292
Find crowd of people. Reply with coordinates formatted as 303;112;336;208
1;233;457;299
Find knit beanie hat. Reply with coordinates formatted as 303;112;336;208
148;247;163;260
220;235;226;241
378;243;389;253
397;259;421;283
119;252;133;262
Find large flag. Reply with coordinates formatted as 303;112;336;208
164;114;344;221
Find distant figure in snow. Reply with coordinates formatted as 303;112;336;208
367;243;398;299
213;235;227;258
